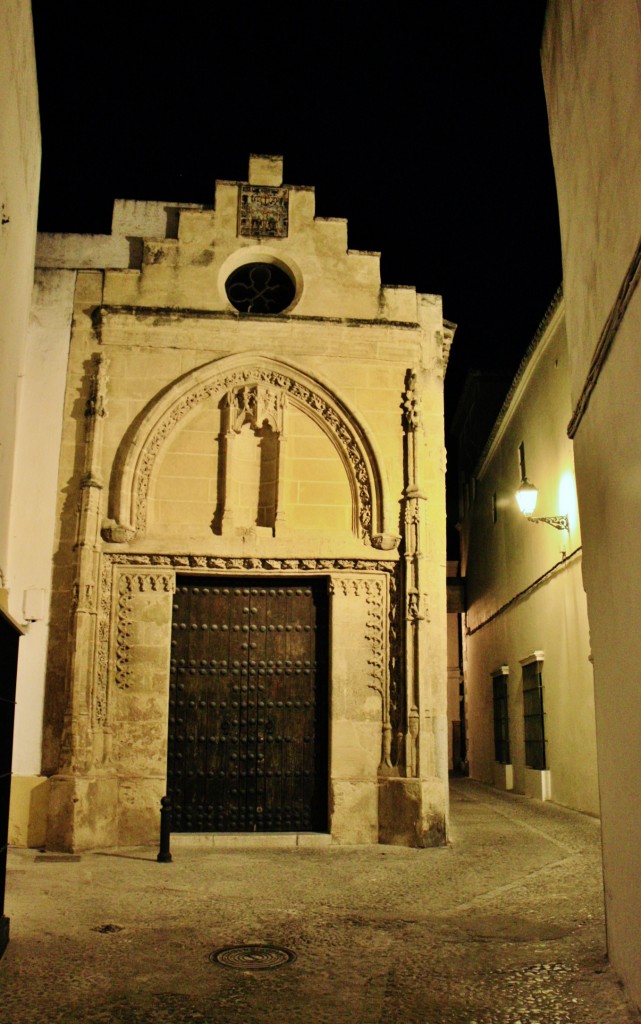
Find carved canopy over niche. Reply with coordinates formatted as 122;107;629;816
108;354;385;542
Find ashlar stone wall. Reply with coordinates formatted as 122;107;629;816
38;156;453;851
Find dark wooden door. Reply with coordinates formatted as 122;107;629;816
168;577;328;832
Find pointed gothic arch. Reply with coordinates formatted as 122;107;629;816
106;353;389;543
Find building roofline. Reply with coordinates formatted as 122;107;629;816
474;284;564;476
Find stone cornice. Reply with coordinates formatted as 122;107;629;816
92;304;421;332
474;286;564;479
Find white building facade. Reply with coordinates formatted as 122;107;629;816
542;2;641;1007
459;294;599;816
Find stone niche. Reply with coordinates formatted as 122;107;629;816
40;154;453;851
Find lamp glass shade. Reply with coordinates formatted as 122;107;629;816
516;478;538;516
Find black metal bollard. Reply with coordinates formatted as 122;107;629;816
157;795;173;863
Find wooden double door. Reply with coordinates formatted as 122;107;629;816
167;577;328;832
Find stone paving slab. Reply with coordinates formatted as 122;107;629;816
1;780;639;1023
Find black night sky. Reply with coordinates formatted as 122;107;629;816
31;0;561;513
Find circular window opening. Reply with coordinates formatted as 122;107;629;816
225;262;296;315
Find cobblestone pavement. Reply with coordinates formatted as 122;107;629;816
1;779;640;1024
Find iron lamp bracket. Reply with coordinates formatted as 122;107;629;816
527;514;569;532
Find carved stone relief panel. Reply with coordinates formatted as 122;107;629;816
330;572;389;770
97;566;176;775
117;365;376;541
238;185;289;238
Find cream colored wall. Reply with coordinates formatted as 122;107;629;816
543;2;641;410
280;408;352;534
91;308;421;553
149;401;353;539
101;191;415;323
9;272;74;775
465;563;597;812
35;156;451;850
0;0;40;592
463;305;599;814
149;401;220;536
542;3;641;1005
8;271;75;846
466;307;579;616
0;1;54;847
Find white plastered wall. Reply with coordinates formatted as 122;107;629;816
7;271;74;844
463;304;599;815
542;1;641;1007
0;0;40;589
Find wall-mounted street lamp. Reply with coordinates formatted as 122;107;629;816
515;477;569;532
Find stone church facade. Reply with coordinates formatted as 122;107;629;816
38;156;453;851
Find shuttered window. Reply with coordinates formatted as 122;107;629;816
492;670;510;764
522;660;546;770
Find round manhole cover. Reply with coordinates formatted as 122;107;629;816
210;944;297;970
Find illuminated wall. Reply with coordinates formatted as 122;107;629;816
542;1;641;1007
460;295;599;815
21;156;454;852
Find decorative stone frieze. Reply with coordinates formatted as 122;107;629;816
106;552;396;574
110;359;380;542
226;383;287;435
95;559;113;725
115;578;133;690
238;184;289;238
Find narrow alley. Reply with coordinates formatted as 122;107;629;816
1;780;638;1024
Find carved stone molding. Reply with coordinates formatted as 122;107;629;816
371;533;401;551
225;383;287;434
114;571;175;691
106;553;396;575
94;559;113;724
363;578;393;771
85;352;108;421
118;572;175;594
402;370;422;431
101;519;136;544
388;564;403;769
335;577;382;598
115;577;133;690
364;578;386;691
110;358;382;543
334;574;391;771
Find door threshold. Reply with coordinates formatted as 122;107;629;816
170;832;332;850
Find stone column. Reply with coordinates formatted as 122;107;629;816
378;370;447;847
219;391;237;534
274;391;288;532
47;354;118;851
